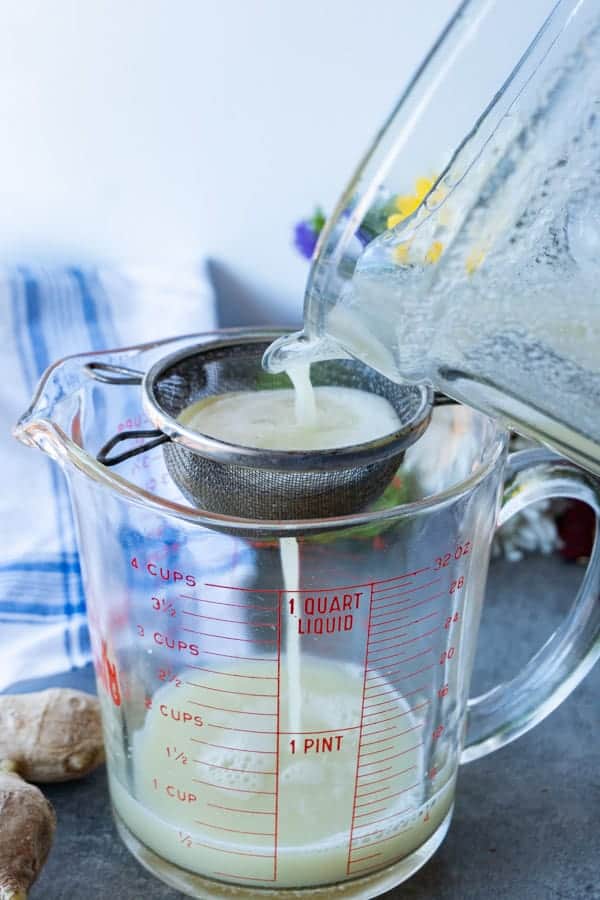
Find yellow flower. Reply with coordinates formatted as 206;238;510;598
387;212;404;229
388;175;444;265
389;175;437;228
465;247;487;274
425;240;444;264
394;194;422;218
415;176;437;197
393;243;411;264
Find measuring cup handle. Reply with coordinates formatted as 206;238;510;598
97;429;171;466
461;447;600;763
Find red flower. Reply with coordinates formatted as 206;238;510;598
557;500;595;562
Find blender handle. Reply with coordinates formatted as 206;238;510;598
97;429;171;466
461;448;600;763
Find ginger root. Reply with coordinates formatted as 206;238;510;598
0;688;104;783
0;760;56;900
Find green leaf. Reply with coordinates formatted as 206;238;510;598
254;370;293;391
306;470;419;544
310;207;326;234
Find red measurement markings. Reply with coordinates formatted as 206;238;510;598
190;737;276;755
186;680;277;698
358;737;424;768
370;615;412;630
204;583;281;592
358;722;425;775
363;684;424;703
193;841;273;859
366;646;430;670
213;872;275;882
348;806;414;874
368;627;408;645
371;591;446;620
203;722;277;734
188;700;277;717
181;594;277;612
346;582;376;876
363;714;424;740
370;567;430;586
196;759;276;776
348;852;382;865
354;806;390;819
363;686;427;710
359;743;395;758
157;667;183;688
357;725;399;741
368;645;437;672
182;611;276;627
208;802;276;815
193;818;275;837
367;632;439;665
355;782;421;811
273;589;283;881
371;609;441;634
188;665;277;681
366;661;436;683
352;807;416;830
350;808;427;855
192;777;276;796
181;627;277;644
371;576;440;601
363;701;431;724
345;568;440;875
355;785;392;800
357;765;392;780
360;734;401;750
205;567;429;596
358;766;417;797
201;650;276;663
351;831;403;853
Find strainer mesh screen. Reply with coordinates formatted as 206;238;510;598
149;340;428;519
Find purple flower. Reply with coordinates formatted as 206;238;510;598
293;206;372;262
294;220;320;260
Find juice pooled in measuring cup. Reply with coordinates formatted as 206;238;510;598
109;655;455;888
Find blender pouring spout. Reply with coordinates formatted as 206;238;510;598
261;330;350;375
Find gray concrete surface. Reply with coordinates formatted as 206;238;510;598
20;555;600;900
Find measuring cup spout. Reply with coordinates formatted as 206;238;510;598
13;415;67;462
13;358;77;463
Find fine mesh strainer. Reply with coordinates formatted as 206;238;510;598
90;332;433;520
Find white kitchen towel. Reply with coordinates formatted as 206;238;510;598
0;264;218;690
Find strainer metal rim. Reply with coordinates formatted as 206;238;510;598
140;332;434;472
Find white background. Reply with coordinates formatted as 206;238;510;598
0;1;556;323
0;0;464;323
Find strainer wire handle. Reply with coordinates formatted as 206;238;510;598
97;429;171;466
84;362;144;385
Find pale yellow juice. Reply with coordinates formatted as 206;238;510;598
109;657;454;889
177;383;401;451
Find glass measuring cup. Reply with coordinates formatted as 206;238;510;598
15;329;600;899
